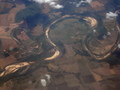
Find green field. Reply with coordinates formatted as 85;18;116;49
49;17;90;44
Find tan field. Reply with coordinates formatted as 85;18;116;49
7;4;26;24
17;31;30;41
42;3;50;14
0;2;14;13
1;38;19;50
0;21;23;38
90;1;105;12
0;14;10;26
0;55;16;70
31;25;44;36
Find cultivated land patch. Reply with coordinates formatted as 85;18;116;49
49;17;90;44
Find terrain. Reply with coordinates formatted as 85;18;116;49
0;0;120;90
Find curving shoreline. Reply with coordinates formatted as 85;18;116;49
83;18;119;60
44;15;98;60
1;13;119;77
44;15;71;60
45;14;119;60
10;14;119;61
